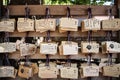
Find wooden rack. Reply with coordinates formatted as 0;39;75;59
2;5;117;59
8;5;116;16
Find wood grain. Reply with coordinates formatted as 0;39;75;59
9;30;116;37
8;5;117;16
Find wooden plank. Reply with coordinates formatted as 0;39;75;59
8;49;117;59
9;30;117;37
8;5;117;16
118;0;120;7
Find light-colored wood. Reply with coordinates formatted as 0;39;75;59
18;65;33;79
102;19;120;31
6;5;118;60
103;65;119;77
35;19;56;33
0;19;15;32
60;67;78;79
38;67;58;78
9;30;116;37
81;41;99;54
8;49;117;59
8;5;117;16
81;18;101;32
17;18;35;32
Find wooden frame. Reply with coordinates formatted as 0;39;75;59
3;4;118;59
8;5;117;16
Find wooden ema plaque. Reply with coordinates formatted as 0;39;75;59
103;65;119;77
59;41;78;55
0;42;16;53
0;66;15;78
19;43;37;56
60;67;78;79
102;41;120;53
80;63;99;78
81;41;99;54
38;66;58;78
40;42;58;55
17;18;34;32
102;19;120;31
0;19;15;32
18;65;33;79
59;18;78;33
81;18;101;32
35;18;56;33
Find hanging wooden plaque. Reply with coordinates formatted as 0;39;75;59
17;18;34;32
0;19;15;32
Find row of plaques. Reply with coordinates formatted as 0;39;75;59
0;62;120;79
0;40;120;56
0;17;120;32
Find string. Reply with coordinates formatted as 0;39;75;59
25;3;30;19
106;8;113;66
45;7;50;67
2;1;11;66
66;7;71;67
4;53;11;66
24;4;31;66
87;7;92;66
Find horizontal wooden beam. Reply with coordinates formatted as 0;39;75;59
8;5;117;16
9;30;117;37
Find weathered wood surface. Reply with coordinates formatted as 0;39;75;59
8;5;117;16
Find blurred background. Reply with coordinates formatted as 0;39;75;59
2;0;114;5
